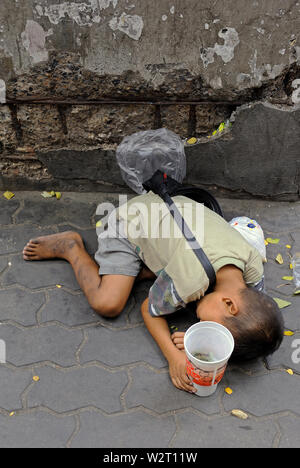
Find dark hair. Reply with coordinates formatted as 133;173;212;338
223;288;284;362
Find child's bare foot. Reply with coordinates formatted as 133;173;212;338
23;231;84;261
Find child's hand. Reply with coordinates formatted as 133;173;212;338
168;349;196;394
171;331;185;351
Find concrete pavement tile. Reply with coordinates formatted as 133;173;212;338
0;366;32;411
79;326;167;368
0;288;44;325
264;259;295;297
0;198;20;225
0;324;82;366
228;358;267;375
271;294;299;332
1;255;80;290
290;231;300;252
172;411;277;448
0;411;75;448
126;365;221;415
264;234;293;260
71;410;176;448
27;365;128;413
219;200;300;233
0;257;9;275
278;415;300;448
41;289;134;328
266;333;300;372
223;368;300;416
15;197;96;227
40;289;101;327
0;225;57;255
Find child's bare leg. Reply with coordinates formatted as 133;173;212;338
23;231;136;317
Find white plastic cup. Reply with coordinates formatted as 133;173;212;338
184;321;235;397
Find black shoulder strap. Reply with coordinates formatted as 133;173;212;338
143;170;216;293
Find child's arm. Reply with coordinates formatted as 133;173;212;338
141;298;196;393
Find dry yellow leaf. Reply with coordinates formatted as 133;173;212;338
55;192;62;200
284;330;294;336
33;376;40;382
9;412;15;417
187;137;197;145
290;263;293;270
225;387;233;395
264;240;269;246
3;191;15;200
231;409;248;420
56;284;62;288
96;220;102;228
282;276;294;281
276;254;284;265
273;298;291;309
286;245;291;249
286;369;294;375
266;238;280;244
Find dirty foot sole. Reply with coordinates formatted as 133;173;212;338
23;231;83;261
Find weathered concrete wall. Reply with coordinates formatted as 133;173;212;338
0;0;300;198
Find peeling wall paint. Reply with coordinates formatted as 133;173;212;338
35;1;102;27
109;13;144;40
0;79;6;103
21;20;51;64
248;49;285;86
200;27;240;68
292;79;300;104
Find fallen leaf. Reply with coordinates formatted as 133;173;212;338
33;376;40;382
55;192;62;200
282;276;294;281
96;220;102;228
276;254;284;265
187;137;197;145
266;238;280;244
264;240;269;246
294;290;300;295
286;369;294;375
225;387;233;395
9;412;15;417
3;191;15;200
273;298;291;309
218;122;225;132
231;409;248;420
286;245;291;249
56;284;62;289
284;330;294;336
290;263;293;270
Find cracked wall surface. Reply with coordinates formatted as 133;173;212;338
0;0;300;198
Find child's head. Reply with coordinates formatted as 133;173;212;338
196;288;284;362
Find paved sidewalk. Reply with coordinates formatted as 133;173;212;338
0;192;299;448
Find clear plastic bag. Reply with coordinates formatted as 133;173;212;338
116;128;186;194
